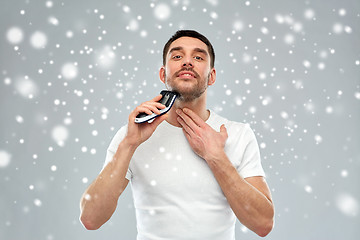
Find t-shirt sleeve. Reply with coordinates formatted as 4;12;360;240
102;125;132;180
236;124;266;179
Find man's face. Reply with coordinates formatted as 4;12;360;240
160;37;216;102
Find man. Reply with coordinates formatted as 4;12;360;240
80;30;274;239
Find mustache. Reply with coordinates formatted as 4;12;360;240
173;68;200;78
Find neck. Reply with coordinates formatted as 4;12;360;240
165;92;210;127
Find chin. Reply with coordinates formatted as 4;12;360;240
165;80;207;101
176;88;207;102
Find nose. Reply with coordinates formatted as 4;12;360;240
182;56;193;67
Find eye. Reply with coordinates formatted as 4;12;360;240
172;55;182;60
194;56;203;60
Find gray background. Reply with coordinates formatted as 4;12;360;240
1;0;359;239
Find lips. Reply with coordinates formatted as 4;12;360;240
178;71;196;78
175;67;201;79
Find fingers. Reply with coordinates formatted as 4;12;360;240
182;128;192;143
130;95;166;119
135;106;153;116
179;108;205;128
177;114;195;136
177;110;228;141
140;96;166;115
176;108;202;132
151;94;163;102
141;103;162;115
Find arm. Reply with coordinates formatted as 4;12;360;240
176;108;274;237
206;153;274;237
79;139;133;230
79;95;168;230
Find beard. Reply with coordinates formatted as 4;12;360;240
164;68;210;102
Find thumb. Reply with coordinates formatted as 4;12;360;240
220;124;228;136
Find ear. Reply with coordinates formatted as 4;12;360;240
159;66;166;84
208;68;216;86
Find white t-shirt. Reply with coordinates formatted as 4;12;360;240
104;110;265;240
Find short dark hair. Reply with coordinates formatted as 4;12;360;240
162;30;215;68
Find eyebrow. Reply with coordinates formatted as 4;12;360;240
169;46;208;56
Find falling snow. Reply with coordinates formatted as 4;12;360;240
61;62;79;80
0;150;12;168
51;125;69;146
14;76;39;99
30;31;48;49
336;193;359;217
1;1;359;240
153;3;171;21
95;46;116;69
6;27;24;44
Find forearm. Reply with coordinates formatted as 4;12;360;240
80;138;137;230
206;153;274;237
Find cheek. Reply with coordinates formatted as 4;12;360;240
200;69;211;80
199;65;211;75
165;69;171;79
166;66;177;78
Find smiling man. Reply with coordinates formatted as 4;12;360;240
80;30;274;240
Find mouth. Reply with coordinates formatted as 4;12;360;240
177;71;197;79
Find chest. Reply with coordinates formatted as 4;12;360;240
129;131;225;203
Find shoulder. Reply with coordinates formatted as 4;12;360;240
114;124;128;138
108;124;128;148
